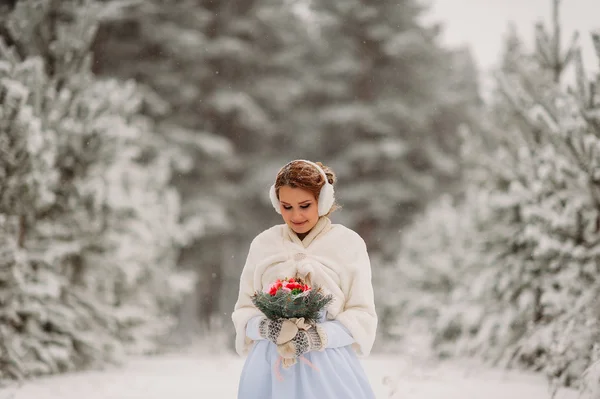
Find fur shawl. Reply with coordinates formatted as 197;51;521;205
231;217;378;357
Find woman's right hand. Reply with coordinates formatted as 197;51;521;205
258;318;299;345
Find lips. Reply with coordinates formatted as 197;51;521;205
292;221;307;227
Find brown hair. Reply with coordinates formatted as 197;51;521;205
274;160;340;215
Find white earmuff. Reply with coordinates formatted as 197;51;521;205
269;160;335;216
269;184;281;214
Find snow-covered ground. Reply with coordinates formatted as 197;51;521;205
0;349;579;399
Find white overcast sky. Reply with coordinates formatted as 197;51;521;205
427;0;599;87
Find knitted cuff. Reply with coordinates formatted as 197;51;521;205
258;317;268;339
306;327;323;351
314;324;328;351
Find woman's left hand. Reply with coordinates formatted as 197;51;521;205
277;324;326;358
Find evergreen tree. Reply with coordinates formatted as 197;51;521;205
375;190;482;346
0;0;195;380
390;0;600;393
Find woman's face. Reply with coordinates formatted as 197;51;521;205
278;185;319;234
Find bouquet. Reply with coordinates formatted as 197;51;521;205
251;277;333;324
252;276;333;377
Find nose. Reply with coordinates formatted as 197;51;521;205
291;209;304;221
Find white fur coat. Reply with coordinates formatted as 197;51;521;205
231;217;378;357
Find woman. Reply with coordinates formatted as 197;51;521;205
232;159;378;399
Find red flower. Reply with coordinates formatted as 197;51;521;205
265;277;312;296
268;279;284;296
285;282;302;290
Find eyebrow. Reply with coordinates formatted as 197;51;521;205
281;200;312;205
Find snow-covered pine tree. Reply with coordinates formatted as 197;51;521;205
390;0;600;392
457;3;600;390
376;188;481;346
0;0;195;381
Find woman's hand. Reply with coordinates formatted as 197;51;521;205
276;324;326;358
258;318;299;345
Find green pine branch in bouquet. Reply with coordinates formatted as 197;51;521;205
251;277;333;324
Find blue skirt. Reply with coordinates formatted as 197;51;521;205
237;339;375;399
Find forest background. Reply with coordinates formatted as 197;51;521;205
1;0;600;395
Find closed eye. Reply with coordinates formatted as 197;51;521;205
282;204;312;210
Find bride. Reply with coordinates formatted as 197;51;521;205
232;159;377;399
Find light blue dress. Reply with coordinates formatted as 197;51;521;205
237;311;376;399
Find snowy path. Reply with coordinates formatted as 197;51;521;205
0;350;579;399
